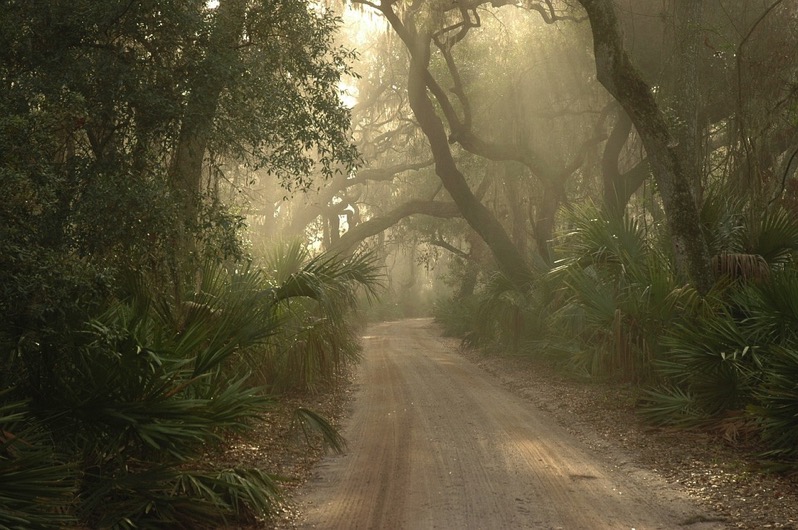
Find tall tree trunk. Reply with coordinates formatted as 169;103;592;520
602;105;649;216
169;0;246;221
672;0;703;206
577;0;714;294
533;180;564;265
502;166;528;259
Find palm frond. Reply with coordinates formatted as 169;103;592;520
80;465;280;529
734;269;798;344
745;207;798;265
699;186;747;255
273;249;383;308
459;271;547;353
555;202;648;274
711;252;770;282
753;345;798;464
657;309;763;414
293;407;347;454
638;387;709;427
0;399;76;530
243;242;382;391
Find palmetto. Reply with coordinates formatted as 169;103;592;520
0;398;76;529
246;240;382;392
544;198;798;464
2;248;380;528
640;199;798;464
547;202;678;381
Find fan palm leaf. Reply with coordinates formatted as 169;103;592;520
79;465;280;529
0;399;76;529
653;305;765;417
753;345;798;464
699;186;747;255
246;240;382;391
744;207;798;266
554;202;648;275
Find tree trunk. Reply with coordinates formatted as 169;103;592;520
577;0;714;294
405;34;532;287
602;105;649;216
533;180;564;265
169;0;246;221
502;166;528;259
672;0;703;206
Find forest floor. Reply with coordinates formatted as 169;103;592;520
234;318;798;529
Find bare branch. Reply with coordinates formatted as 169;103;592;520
352;0;380;10
524;0;588;24
427;238;472;260
331;199;462;254
432;31;473;128
352;159;435;185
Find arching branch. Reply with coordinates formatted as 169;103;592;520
330;199;461;254
427;238;472;260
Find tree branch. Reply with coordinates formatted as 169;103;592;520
525;0;588;24
330;199;461;254
427;238;472;260
578;0;713;293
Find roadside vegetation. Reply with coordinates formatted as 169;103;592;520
3;0;798;527
0;2;378;527
434;197;798;469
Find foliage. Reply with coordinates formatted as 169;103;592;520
0;0;363;354
754;346;798;465
639;191;798;425
544;203;684;380
701;189;798;278
429;186;798;466
654;309;765;416
23;263;280;527
213;2;360;188
462;272;546;353
637;387;710;428
0;399;76;530
1;251;379;527
433;294;481;338
293;407;347;454
0;0;379;525
1;0;358;186
245;240;382;392
541;200;798;463
638;268;798;464
432;266;553;359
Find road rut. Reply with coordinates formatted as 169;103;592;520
291;318;726;529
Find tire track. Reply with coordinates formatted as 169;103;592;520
292;319;726;529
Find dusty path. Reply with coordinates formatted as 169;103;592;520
291;319;726;529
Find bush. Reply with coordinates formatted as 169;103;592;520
0;399;76;529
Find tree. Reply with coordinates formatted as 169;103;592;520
0;2;375;524
0;1;357;266
170;0;360;223
575;0;715;294
343;1;599;284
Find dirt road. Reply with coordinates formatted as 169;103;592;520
291;319;726;529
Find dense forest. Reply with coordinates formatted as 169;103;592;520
2;0;798;527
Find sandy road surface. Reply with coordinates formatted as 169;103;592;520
291;319;726;530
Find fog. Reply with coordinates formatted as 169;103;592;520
233;1;797;319
4;2;798;525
